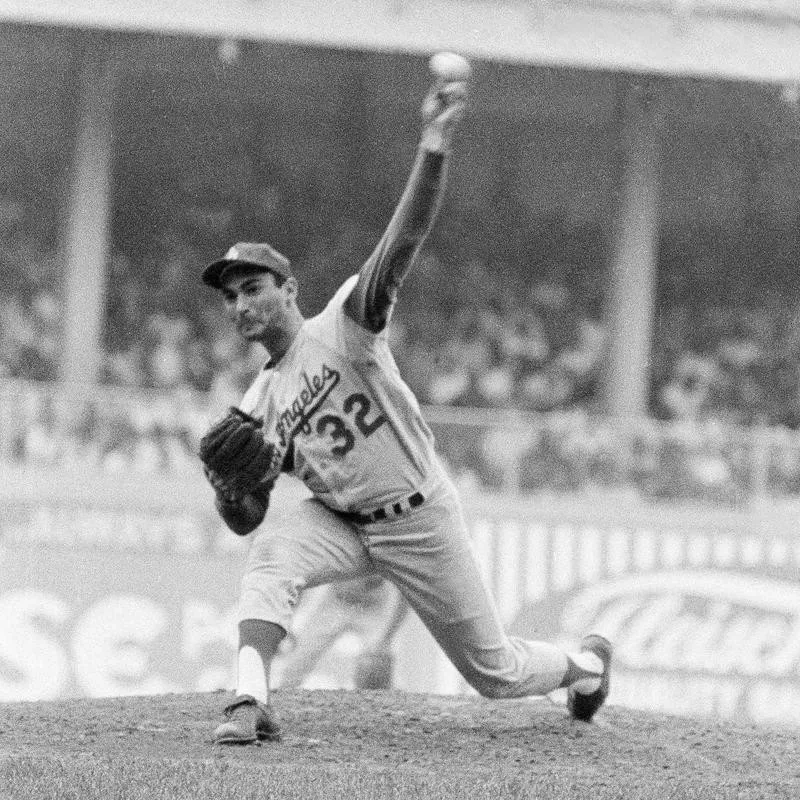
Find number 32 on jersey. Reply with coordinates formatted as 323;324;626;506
316;392;387;457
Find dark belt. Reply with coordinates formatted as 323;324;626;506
342;491;425;525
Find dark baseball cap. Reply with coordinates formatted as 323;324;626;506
202;242;293;288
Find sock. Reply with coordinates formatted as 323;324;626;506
236;619;286;704
558;651;603;693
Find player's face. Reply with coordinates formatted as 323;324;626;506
220;269;295;344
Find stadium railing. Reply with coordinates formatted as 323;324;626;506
1;377;799;506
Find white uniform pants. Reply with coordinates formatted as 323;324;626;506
238;471;568;698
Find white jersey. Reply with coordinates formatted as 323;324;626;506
239;275;440;513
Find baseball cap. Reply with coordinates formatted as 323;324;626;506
202;242;293;288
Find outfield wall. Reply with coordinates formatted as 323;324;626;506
461;497;800;726
1;467;798;725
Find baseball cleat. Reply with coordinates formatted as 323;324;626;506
567;634;613;722
213;694;282;745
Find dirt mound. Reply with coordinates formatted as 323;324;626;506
1;690;797;798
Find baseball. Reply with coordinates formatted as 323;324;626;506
429;51;471;82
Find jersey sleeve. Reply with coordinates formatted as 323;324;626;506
316;275;388;353
343;148;448;333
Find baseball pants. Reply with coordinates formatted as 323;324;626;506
238;470;569;698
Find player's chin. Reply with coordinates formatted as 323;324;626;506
236;321;262;339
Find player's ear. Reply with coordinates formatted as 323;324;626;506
283;276;299;304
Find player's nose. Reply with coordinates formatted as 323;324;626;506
234;294;252;315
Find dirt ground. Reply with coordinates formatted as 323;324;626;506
1;690;798;796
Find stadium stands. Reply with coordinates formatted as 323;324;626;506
4;35;800;506
5;208;800;427
4;371;800;507
6;189;800;508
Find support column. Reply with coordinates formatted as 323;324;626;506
601;78;665;418
59;48;116;389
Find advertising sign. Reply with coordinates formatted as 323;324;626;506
456;499;800;725
0;502;245;701
2;470;799;725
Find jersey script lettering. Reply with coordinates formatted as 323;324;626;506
276;364;341;445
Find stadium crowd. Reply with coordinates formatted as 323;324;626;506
4;209;800;424
4;188;800;504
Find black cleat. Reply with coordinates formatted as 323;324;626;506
567;634;613;722
213;694;282;744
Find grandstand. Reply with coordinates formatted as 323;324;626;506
1;1;800;724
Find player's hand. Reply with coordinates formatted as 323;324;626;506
420;80;467;152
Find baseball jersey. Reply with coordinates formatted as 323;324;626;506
239;147;448;514
239;274;439;512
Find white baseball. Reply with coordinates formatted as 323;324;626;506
429;51;471;82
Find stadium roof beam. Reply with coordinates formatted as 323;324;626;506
4;0;800;84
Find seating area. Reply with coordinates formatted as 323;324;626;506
4;202;800;429
5;123;800;505
3;375;800;507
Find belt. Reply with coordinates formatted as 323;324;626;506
342;491;425;525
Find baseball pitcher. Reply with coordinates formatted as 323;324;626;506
198;59;612;745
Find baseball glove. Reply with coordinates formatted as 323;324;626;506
199;407;277;500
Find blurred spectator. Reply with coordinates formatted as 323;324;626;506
657;351;721;421
0;291;61;381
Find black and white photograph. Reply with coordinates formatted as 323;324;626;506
0;1;798;797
